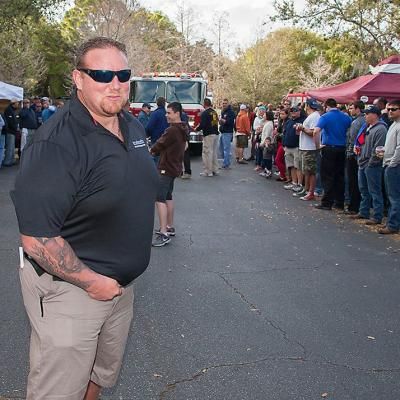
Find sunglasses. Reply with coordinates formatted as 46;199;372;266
78;69;131;83
387;107;400;112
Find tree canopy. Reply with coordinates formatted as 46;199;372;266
1;0;398;103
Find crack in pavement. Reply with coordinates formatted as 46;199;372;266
158;356;303;399
158;356;400;399
217;274;308;359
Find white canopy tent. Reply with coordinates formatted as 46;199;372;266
0;81;23;101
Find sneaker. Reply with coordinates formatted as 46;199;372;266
265;170;272;177
152;232;171;247
155;227;175;237
167;227;175;236
200;172;213;177
221;165;231;169
284;183;295;190
300;193;315;201
292;185;304;193
212;171;219;176
237;159;248;164
293;189;307;197
181;173;191;179
259;172;267;177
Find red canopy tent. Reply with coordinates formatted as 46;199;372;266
306;55;400;104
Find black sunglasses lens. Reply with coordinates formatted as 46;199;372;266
82;69;131;83
116;70;131;82
92;70;114;83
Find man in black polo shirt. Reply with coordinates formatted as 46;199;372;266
11;37;158;400
195;97;219;176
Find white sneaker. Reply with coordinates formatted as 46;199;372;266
284;183;295;190
200;172;213;177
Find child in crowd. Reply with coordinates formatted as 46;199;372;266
260;137;274;177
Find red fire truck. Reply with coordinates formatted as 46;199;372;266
129;72;208;149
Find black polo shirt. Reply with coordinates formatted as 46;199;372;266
11;94;158;286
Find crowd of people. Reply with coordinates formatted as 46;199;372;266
133;92;400;240
0;97;64;167
3;91;400;240
196;95;399;236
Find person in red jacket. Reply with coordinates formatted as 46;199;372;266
151;102;188;247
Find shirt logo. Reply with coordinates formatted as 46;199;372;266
132;139;146;148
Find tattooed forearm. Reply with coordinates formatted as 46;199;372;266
22;235;95;290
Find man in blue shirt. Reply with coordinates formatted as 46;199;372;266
137;103;152;129
146;97;168;165
314;98;352;210
146;97;168;145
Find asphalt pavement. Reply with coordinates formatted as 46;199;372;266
1;156;400;400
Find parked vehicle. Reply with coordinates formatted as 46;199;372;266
130;72;208;151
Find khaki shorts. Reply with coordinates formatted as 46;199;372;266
284;147;299;169
236;134;249;148
299;149;317;174
20;258;134;400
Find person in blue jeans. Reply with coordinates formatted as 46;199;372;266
352;106;387;224
218;98;235;169
379;100;400;234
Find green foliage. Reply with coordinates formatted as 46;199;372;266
34;21;73;97
226;28;330;104
0;0;72;96
272;0;400;65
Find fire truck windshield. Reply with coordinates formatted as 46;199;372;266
131;81;166;103
166;81;204;104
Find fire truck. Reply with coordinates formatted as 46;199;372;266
129;72;208;149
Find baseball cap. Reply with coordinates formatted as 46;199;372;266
240;104;247;110
290;106;300;112
41;97;49;102
142;103;152;109
364;105;381;116
258;106;266;112
306;98;320;110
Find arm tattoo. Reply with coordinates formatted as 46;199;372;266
27;237;94;290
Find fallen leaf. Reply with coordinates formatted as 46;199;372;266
367;336;376;340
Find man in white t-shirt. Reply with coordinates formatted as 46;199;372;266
296;99;321;201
